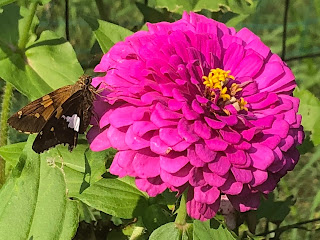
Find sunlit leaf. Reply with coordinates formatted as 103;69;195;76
149;222;181;240
193;220;235;240
153;0;256;15
75;177;148;219
0;5;83;100
0;142;26;167
0;136;79;239
85;17;133;53
294;88;320;145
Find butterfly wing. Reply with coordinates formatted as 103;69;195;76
7;86;74;133
32;88;95;153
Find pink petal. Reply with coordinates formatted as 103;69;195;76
231;167;253;183
160;152;189;173
133;150;160;178
249;143;275;170
207;154;230;176
194;120;211;139
205;138;228;151
160;164;192;187
88;127;111;151
150;136;171;155
109;106;136;128
107;125;129;150
125;125;150;150
177;119;199;143
194;185;220;204
136;177;167;197
159;127;183;146
250;169;268;187
205;117;226;129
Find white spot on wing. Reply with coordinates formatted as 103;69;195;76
62;114;80;132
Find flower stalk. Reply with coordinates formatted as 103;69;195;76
175;191;188;226
0;82;13;187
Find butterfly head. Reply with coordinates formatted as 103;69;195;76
78;75;92;86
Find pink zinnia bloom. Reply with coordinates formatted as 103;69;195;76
88;12;304;220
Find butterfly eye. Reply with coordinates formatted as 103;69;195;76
84;77;91;85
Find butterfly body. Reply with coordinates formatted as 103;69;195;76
8;75;97;153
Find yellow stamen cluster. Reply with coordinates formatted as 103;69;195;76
202;68;248;113
203;68;235;90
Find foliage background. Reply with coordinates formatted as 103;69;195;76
0;0;320;239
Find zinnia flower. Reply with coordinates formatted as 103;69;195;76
88;12;304;220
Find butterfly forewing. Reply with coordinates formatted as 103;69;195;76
32;87;95;153
7;86;74;133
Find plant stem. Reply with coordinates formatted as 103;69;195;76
0;82;13;187
65;0;70;41
18;2;38;50
175;191;188;226
281;0;290;60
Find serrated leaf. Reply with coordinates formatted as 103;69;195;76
193;219;235;240
0;135;79;239
85;17;133;53
136;2;175;23
256;194;294;223
0;142;26;167
75;177;148;219
149;222;181;240
153;0;256;15
294;88;320;145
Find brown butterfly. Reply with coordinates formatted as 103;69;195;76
8;75;98;153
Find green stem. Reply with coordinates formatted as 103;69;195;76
18;1;38;50
175;190;188;225
0;82;13;187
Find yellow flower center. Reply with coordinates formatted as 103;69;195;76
202;68;248;114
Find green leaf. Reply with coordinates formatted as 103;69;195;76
0;136;79;239
149;222;181;240
0;141;26;167
0;0;17;8
35;143;144;219
85;17;133;53
142;204;173;232
136;2;175;23
40;140;111;196
153;0;256;15
0;5;83;100
75;177;148;219
0;4;20;46
256;194;294;223
294;89;320;145
85;147;114;183
193;219;235;240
